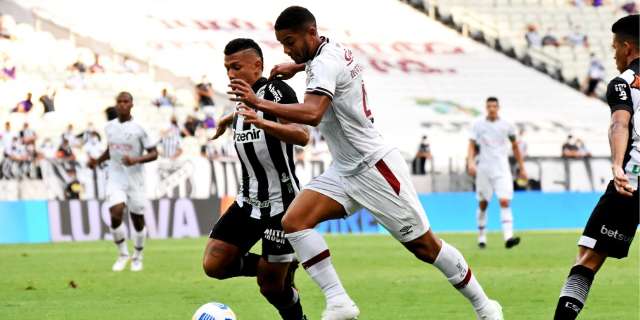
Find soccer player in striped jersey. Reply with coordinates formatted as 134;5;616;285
229;6;503;320
203;38;309;320
554;15;639;320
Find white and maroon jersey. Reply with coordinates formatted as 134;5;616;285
104;119;155;181
470;117;516;176
305;37;393;176
606;58;640;187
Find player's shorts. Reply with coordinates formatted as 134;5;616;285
578;180;639;259
475;169;514;201
105;170;146;214
209;201;295;263
304;149;430;243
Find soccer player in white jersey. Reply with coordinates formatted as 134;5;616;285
228;6;503;320
89;92;158;272
467;97;527;249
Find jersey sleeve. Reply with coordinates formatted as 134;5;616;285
469;122;478;141
606;77;634;114
264;80;299;104
140;127;157;149
305;56;341;99
507;122;517;142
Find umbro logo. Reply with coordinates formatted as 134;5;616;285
399;225;414;236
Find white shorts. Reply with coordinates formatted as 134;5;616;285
106;170;146;214
475;169;513;201
304;150;430;242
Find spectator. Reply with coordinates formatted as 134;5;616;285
621;1;638;14
413;135;432;175
66;58;86;89
572;0;585;7
153;88;176;108
39;88;56;113
525;24;542;48
84;131;103;161
69;58;87;74
576;139;591;158
542;28;560;47
64;169;83;199
160;127;183;160
203;112;216;129
0;14;15;39
39;138;57;160
89;53;105;74
19;123;36;145
195;76;215;109
56;138;77;171
561;135;581;158
592;0;603;7
78;122;100;144
12;93;33;113
62;124;78;147
1;122;14;155
565;25;589;47
585;54;605;97
517;128;528;159
1;53;16;80
182;115;201;137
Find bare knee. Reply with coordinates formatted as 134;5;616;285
479;201;489;211
203;258;227;279
499;199;510;208
403;230;442;264
282;211;314;233
109;204;125;228
576;246;607;273
202;240;239;279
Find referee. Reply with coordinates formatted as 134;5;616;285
554;14;639;320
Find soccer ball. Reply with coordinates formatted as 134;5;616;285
192;302;237;320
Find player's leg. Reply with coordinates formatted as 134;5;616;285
106;179;130;271
258;213;306;320
346;151;502;318
554;182;638;319
128;189;148;271
475;171;492;248
282;169;360;319
203;202;263;279
494;175;519;248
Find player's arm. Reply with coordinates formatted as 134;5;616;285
123;147;158;166
89;148;109;168
210;112;235;140
269;62;306;80
510;136;527;179
609;110;634;196
228;79;330;126
606;78;636;196
238;106;310;146
466;140;477;177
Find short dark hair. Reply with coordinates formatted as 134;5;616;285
612;14;639;48
274;6;316;32
486;96;499;103
117;91;133;101
224;38;263;62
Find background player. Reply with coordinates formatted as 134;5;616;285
553;14;639;320
203;38;309;320
89;92;158;272
229;6;504;320
467;97;527;249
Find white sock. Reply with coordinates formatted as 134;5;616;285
476;208;487;244
433;240;490;311
132;227;146;260
110;224;129;257
286;229;349;304
500;207;514;241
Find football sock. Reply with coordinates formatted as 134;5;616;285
554;265;595;319
110;223;129;257
132;227;145;260
477;208;487;243
270;287;304;320
433;240;490;311
286;229;349;304
500;207;514;240
238;253;261;277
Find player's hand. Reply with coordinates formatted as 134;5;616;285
228;79;259;109
210;124;227;140
87;158;98;169
269;63;301;80
467;162;477;177
612;165;635;197
518;167;528;180
237;105;264;128
122;155;138;167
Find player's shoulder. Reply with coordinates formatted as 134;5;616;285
105;119;118;131
309;38;344;66
265;79;298;103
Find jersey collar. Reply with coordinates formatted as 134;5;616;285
313;36;329;59
251;77;268;92
628;58;639;72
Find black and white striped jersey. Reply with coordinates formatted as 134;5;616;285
232;77;300;218
160;131;181;158
606;58;639;187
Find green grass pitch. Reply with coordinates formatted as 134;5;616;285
0;232;638;319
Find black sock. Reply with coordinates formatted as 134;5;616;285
273;288;304;320
554;265;595;320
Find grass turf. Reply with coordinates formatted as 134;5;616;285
0;231;637;319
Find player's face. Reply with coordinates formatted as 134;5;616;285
486;101;499;118
275;27;313;64
224;50;263;85
612;35;631;73
115;94;133;118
